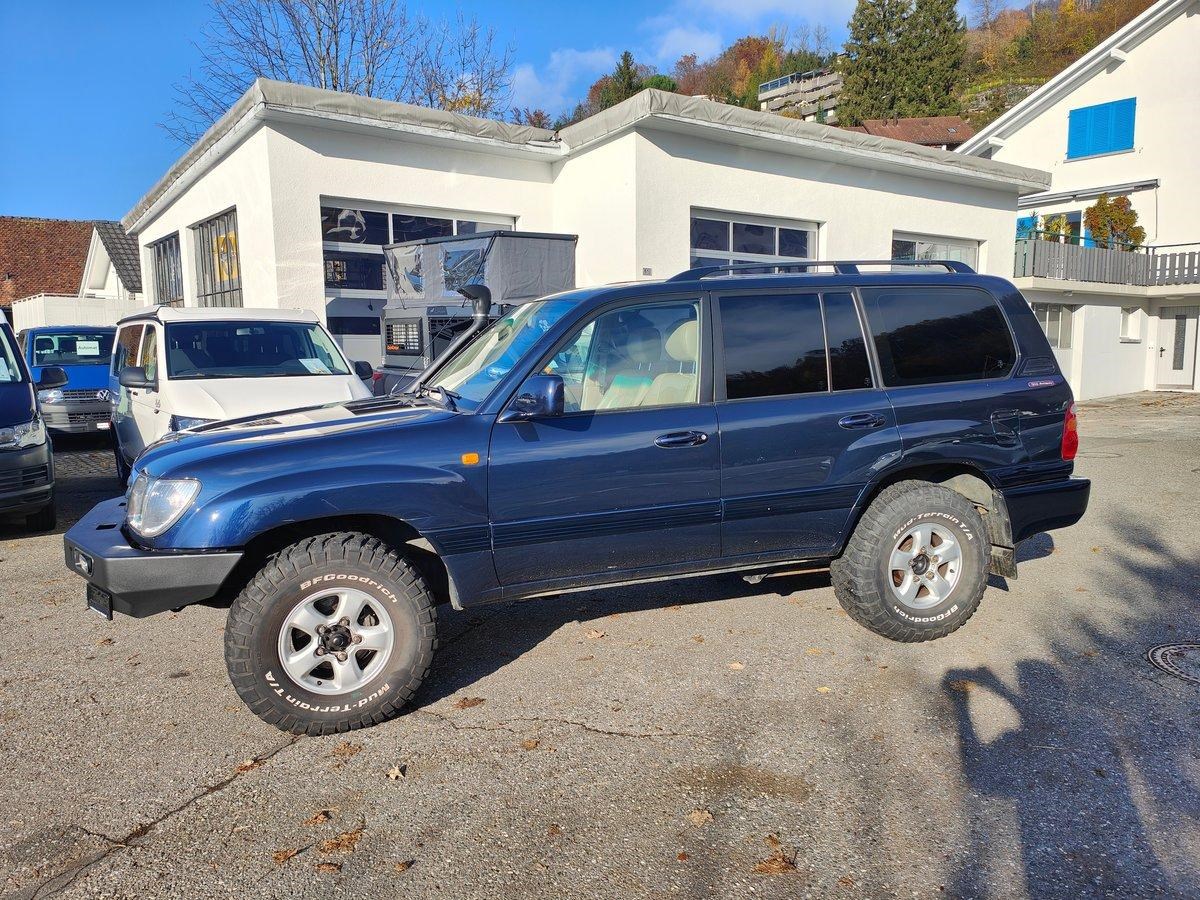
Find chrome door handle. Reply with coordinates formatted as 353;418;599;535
838;413;885;430
655;430;709;448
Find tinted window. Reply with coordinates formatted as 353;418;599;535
822;293;873;390
163;322;350;379
327;316;382;336
139;327;159;382
30;330;114;367
324;251;385;290
720;294;827;399
112;325;143;376
320;207;390;245
861;287;1014;387
391;214;452;243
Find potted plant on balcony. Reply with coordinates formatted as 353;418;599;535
1083;194;1146;251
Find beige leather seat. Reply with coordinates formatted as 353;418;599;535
643;319;698;407
596;326;661;410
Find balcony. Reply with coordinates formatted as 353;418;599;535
1014;237;1200;288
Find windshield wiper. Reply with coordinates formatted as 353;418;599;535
413;384;459;411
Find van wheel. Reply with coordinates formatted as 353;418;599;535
224;533;437;735
831;481;988;642
26;500;56;532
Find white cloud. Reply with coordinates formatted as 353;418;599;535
652;25;724;65
511;47;617;113
685;0;857;20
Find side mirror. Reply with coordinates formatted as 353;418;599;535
354;360;374;381
35;366;68;390
119;366;155;390
500;374;565;422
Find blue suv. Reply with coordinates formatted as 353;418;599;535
64;262;1089;734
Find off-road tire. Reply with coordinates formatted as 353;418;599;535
25;500;56;532
224;532;437;735
831;481;988;642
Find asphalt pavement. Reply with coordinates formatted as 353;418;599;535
1;395;1197;899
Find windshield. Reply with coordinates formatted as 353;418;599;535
425;299;577;411
30;329;114;367
0;326;23;384
164;321;352;380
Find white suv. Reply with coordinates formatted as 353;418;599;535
111;306;373;482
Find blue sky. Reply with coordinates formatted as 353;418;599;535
1;0;969;222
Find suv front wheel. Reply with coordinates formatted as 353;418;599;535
224;532;438;735
831;481;988;642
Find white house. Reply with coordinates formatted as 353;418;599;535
120;79;1049;362
958;0;1200;399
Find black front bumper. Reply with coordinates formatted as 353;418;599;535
1002;476;1091;544
63;497;242;618
0;442;54;516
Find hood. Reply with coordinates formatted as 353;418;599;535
136;396;455;475
0;381;36;428
163;374;371;421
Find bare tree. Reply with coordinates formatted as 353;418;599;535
971;0;1001;30
510;107;552;128
162;0;514;144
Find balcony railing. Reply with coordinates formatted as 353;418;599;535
1014;237;1200;287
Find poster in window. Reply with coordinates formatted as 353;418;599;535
213;231;239;283
321;208;390;245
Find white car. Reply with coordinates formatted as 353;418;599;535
111;306;373;482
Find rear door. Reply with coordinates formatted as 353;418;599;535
714;289;902;558
488;296;721;587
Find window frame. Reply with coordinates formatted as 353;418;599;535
891;232;980;269
710;288;878;403
1032;302;1076;350
191;208;243;308
1119;305;1141;343
149;233;184;307
689;210;819;272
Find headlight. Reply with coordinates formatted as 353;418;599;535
0;416;47;449
169;415;216;432
38;388;64;404
126;472;201;538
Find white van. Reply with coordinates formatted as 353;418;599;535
111;306;373;482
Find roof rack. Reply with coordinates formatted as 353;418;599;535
666;259;976;282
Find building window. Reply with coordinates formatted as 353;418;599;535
150;233;184;306
1067;98;1136;160
891;232;979;269
192;209;242;308
1120;306;1141;342
1032;302;1075;349
690;212;817;272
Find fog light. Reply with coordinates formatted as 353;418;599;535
73;550;93;577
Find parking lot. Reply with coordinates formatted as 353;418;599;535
1;394;1197;900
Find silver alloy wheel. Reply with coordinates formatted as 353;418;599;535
887;522;963;610
277;588;395;695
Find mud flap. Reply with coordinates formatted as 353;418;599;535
984;489;1018;579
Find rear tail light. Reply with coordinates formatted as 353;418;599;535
1061;402;1079;460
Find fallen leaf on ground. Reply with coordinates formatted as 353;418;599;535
95;637;114;647
387;765;407;780
805;647;823;656
667;604;682;611
686;808;713;827
1090;546;1101;553
577;655;595;661
764;833;782;848
304;809;335;826
816;686;832;694
318;825;364;854
948;679;976;693
839;875;856;888
236;758;264;773
331;741;362;760
586;629;606;639
728;661;745;670
692;635;705;644
452;696;485;710
547;823;563;837
1075;586;1088;592
394;860;414;873
272;848;299;865
521;739;540;751
315;861;342;874
1080;649;1100;659
753;851;797;875
677;851;690;861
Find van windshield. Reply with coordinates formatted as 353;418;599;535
0;327;23;384
424;299;577;411
164;322;352;379
31;330;114;367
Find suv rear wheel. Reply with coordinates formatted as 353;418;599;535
224;532;437;735
831;481;988;642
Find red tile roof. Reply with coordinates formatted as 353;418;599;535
0;216;94;310
849;116;976;147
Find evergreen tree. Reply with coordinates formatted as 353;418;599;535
599;51;644;109
905;0;967;115
838;0;916;125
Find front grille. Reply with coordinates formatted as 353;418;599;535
66;412;109;425
0;464;51;493
61;389;109;401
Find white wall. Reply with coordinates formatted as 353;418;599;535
981;9;1200;247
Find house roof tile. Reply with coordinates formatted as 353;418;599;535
93;220;143;293
0;216;93;310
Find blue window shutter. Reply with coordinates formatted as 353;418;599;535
1067;98;1136;158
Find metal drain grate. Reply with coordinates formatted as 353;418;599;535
1146;644;1200;685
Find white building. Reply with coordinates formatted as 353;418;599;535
958;0;1200;399
121;80;1049;362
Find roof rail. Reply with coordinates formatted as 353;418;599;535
666;259;976;282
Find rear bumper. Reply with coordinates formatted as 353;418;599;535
0;443;54;515
63;497;242;618
1002;477;1091;544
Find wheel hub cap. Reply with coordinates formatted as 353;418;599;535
910;553;930;576
277;588;396;695
888;522;963;610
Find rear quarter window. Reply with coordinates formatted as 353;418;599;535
860;286;1015;387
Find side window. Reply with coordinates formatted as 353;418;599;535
550;301;700;413
112;325;143;376
861;286;1015;387
822;293;873;391
139;327;159;382
720;293;827;399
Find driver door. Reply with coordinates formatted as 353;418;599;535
129;325;164;455
487;296;721;588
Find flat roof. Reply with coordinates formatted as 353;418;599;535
124;80;1051;232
